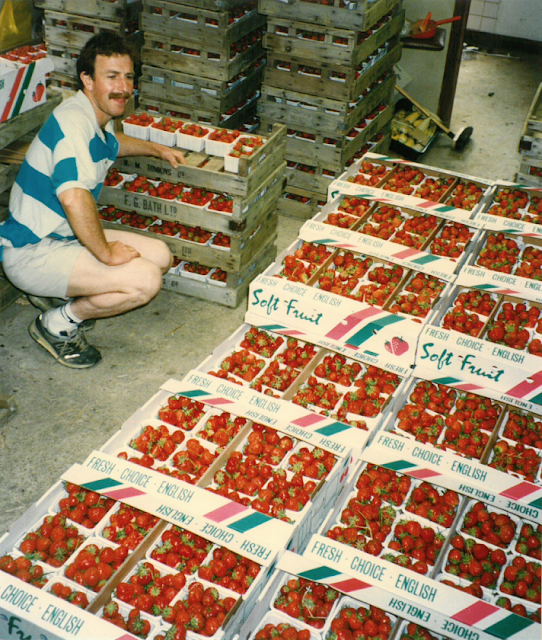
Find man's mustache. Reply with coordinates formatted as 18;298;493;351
109;93;131;100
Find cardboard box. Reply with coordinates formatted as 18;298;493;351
244;273;421;374
0;57;54;123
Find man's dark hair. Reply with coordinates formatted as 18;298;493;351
76;32;138;90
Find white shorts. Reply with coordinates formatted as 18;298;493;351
2;237;83;298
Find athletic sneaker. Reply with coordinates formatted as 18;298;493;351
28;315;102;369
27;295;96;331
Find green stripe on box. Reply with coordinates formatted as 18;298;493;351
529;497;542;509
382;461;417;472
433;205;456;213
298;566;341;581
82;478;122;491
13;63;35;117
483;614;534;639
260;324;287;331
179;389;209;399
471;284;498;291
411;254;442;265
227;512;271;533
364;350;379;357
527;391;542;406
315;423;350;436
347;315;404;347
431;376;462;385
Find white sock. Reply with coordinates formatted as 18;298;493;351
42;302;82;337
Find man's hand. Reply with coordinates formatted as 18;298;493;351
105;240;140;266
159;146;186;168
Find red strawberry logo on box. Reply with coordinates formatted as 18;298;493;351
32;82;44;102
385;336;409;356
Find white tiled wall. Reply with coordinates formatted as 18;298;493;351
466;0;542;42
467;0;501;33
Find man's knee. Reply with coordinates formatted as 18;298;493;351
131;261;163;305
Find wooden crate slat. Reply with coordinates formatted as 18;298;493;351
139;60;264;114
141;36;265;82
36;0;141;21
162;240;276;307
263;8;404;68
263;39;402;101
258;0;401;31
158;0;252;9
141;0;265;50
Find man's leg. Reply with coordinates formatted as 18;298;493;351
66;229;172;321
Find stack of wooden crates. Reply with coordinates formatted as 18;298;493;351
517;81;542;187
35;0;142;94
137;0;265;130
257;0;404;220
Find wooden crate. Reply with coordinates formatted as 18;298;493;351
263;39;402;101
259;101;393;171
138;60;264;115
103;203;278;272
115;123;286;197
141;31;265;83
43;10;139;49
257;70;395;138
258;0;401;31
516;155;542;187
98;161;285;235
141;0;265;49
0;276;21;312
47;42;79;77
275;186;326;219
162;239;276;307
0;93;61;150
159;0;252;9
263;8;404;67
36;0;141;22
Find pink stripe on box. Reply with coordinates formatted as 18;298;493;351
453;383;484;392
205;502;248;522
330;578;371;592
507;371;542;399
500;482;539;501
414;200;437;209
451;600;499;625
326;308;381;340
407;469;442;479
291;414;327;428
391;248;421;260
205;397;235;406
103;487;146;501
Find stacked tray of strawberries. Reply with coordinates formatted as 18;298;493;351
321;461;462;577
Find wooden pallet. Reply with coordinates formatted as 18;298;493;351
257;70;395;138
516;154;542;187
141;32;264;82
263;8;403;68
0;93;61;150
263;39;402;101
47;42;79;77
275;185;327;220
36;0;142;21
43;10;139;49
103;203;278;272
258;0;401;31
162;238;276;307
115;123;286;197
141;0;265;49
259;101;393;172
138;60;264;115
99;161;285;235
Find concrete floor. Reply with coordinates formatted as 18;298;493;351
1;47;541;537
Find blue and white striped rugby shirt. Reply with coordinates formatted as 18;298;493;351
0;91;119;260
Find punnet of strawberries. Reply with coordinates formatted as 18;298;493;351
273;576;339;629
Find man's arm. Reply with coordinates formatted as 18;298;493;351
116;132;186;168
58;187;139;265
